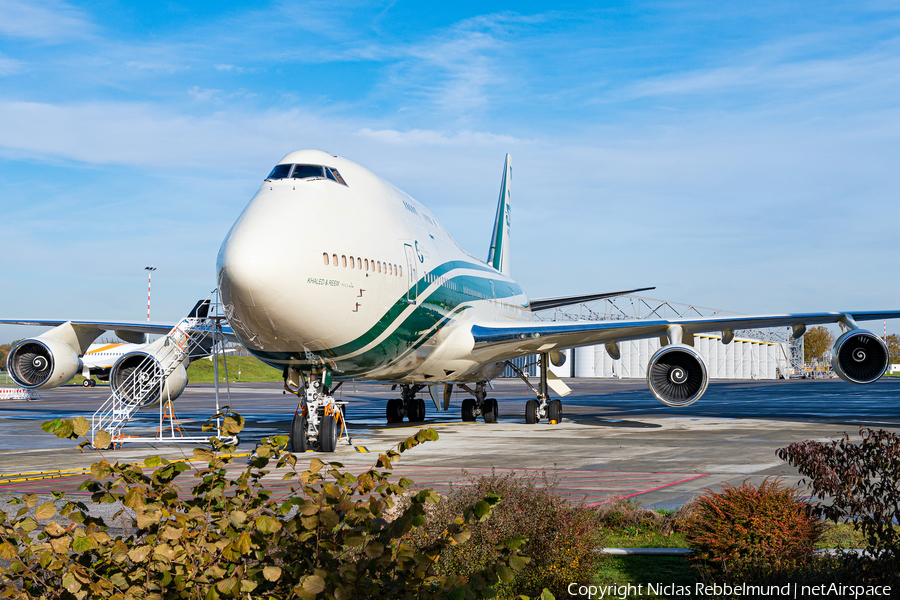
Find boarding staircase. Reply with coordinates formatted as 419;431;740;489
90;312;218;446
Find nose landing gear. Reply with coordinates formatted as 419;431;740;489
284;368;350;453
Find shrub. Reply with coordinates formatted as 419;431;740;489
777;427;900;584
415;470;601;599
0;411;545;600
682;479;823;580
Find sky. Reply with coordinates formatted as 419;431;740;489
1;0;899;343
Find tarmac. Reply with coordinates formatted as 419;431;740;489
1;377;899;509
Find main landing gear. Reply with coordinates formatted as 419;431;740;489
506;352;563;425
284;368;350;453
386;384;427;423
456;382;498;423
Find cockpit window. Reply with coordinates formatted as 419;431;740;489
328;167;347;185
266;164;292;180
292;164;326;179
265;163;348;186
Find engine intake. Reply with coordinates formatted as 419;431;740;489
7;338;81;389
110;351;188;408
832;330;888;384
647;344;709;407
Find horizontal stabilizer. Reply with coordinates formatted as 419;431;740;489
529;287;655;312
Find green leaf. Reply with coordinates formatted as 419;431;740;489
34;501;57;520
144;455;163;468
18;517;37;532
62;572;81;594
497;565;514;583
302;575;325;594
539;589;556;600
263;566;282;582
93;430;111;450
128;545;152;563
41;419;62;434
72;535;95;552
509;554;527;572
256;515;281;534
364;541;384;559
473;500;491;521
22;493;38;508
216;577;239;594
72;416;90;437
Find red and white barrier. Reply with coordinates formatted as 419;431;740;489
0;387;40;401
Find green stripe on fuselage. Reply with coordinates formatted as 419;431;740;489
251;260;524;377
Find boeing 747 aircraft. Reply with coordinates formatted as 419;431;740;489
5;150;900;452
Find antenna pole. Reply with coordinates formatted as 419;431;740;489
144;266;157;321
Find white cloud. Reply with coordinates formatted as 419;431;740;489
188;86;222;101
0;52;21;74
0;0;94;41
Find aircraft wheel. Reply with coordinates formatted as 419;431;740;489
461;398;476;422
82;379;91;388
483;398;498;423
407;397;426;422
525;399;539;424
289;411;308;453
320;413;338;453
548;400;562;424
386;398;403;423
92;380;98;387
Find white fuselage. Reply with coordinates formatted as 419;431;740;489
82;342;145;378
217;150;530;382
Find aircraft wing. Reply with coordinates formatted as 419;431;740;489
470;310;900;362
0;319;238;342
528;287;655;311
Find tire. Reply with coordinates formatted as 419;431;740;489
525;399;539;424
548;400;562;424
320;413;338;452
386;398;403;423
407;397;426;422
289;410;308;453
82;379;91;388
461;398;476;422
483;398;498;423
91;380;97;387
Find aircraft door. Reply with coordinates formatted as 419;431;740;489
403;243;417;305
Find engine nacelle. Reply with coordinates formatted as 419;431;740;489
7;338;82;389
647;344;709;407
110;350;188;408
832;330;888;384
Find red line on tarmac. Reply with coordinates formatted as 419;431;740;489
586;474;710;507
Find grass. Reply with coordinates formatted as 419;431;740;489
593;556;696;599
185;355;282;383
67;356;283;386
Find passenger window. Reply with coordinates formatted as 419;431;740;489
342;255;347;268
333;254;338;267
377;261;381;273
399;265;402;277
323;253;329;265
365;259;369;271
266;164;292;180
349;256;355;269
292;165;326;180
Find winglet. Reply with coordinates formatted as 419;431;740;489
487;154;512;275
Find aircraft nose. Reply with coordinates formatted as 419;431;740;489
217;212;287;314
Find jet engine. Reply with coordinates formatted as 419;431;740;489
646;344;709;407
6;338;82;389
831;330;889;384
110;350;188;408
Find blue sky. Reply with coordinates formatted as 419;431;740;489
2;0;900;342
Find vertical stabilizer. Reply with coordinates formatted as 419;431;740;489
487;154;512;275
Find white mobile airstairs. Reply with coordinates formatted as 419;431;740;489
90;294;234;447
